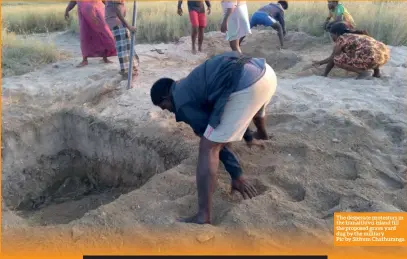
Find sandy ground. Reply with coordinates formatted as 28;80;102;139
2;29;407;256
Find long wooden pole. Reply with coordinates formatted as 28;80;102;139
127;1;137;90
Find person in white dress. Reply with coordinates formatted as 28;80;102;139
220;0;252;53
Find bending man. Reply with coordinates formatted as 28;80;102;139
150;51;278;224
250;1;288;49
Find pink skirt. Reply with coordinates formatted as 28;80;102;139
77;1;117;58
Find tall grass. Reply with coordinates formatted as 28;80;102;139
1;28;69;77
2;1;407;45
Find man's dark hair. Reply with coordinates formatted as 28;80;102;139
150;78;175;105
278;1;288;10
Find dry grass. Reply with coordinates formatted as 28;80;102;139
2;1;407;45
1;1;407;76
1;28;69;77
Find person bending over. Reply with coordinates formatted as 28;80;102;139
313;22;390;79
150;51;278;224
250;1;288;49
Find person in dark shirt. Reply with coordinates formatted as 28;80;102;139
178;1;211;54
250;1;288;49
150;52;278;224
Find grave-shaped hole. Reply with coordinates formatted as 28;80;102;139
2;110;189;226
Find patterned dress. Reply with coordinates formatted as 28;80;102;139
333;33;390;70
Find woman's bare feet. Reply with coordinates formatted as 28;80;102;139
102;57;113;64
76;59;88;68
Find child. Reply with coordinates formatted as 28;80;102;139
178;1;212;54
105;0;140;81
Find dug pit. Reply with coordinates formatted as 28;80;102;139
2;109;189;226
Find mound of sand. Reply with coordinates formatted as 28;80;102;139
2;30;406;255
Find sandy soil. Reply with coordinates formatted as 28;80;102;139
2;29;407;256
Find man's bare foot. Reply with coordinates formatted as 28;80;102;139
198;46;203;52
76;60;88;68
192;48;197;54
178;213;210;224
231;177;258;199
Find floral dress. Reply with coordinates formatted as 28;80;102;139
333;33;390;70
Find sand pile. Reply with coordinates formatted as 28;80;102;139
2;30;406;254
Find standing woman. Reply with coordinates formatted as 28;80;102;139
65;0;117;68
221;0;252;54
313;22;390;79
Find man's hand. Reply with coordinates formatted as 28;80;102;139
220;21;228;33
207;7;211;15
177;8;183;16
64;11;70;20
128;25;137;33
231;177;258;199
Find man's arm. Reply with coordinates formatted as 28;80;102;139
114;1;134;30
276;11;286;35
65;1;77;13
324;10;333;28
318;42;342;65
178;1;182;9
205;1;211;8
219;145;242;180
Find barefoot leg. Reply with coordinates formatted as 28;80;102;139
229;39;241;54
253;116;268;140
198;27;204;52
77;57;88;68
373;67;381;78
179;138;224;224
191;26;198;54
102;56;113;63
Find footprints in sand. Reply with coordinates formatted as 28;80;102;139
373;169;405;190
266;174;306;202
350;110;406;147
